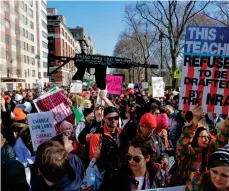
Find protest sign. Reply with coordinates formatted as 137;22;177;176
174;69;182;79
179;26;229;114
142;82;149;90
34;89;75;132
70;81;83;93
27;111;56;151
152;77;164;98
106;75;123;95
128;83;134;89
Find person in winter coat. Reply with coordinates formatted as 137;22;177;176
187;146;229;191
2;160;30;191
8;108;34;167
106;136;167;191
138;113;165;163
164;105;180;149
199;113;224;138
1;133;16;164
34;140;84;191
176;105;229;186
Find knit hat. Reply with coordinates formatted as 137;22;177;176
15;94;23;102
13;108;27;121
208;145;229;168
59;120;73;133
139;113;157;129
128;89;135;95
156;114;169;131
83;108;94;117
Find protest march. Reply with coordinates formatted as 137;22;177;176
1;1;229;190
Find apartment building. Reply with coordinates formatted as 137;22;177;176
47;8;81;86
0;0;49;91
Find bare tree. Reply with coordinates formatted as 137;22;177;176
204;1;229;26
135;0;210;88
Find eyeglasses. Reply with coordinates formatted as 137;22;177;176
106;116;119;121
198;136;211;140
126;154;144;163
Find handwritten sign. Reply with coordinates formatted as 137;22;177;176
70;81;82;93
27;112;56;151
152;77;164;98
179;26;229;114
106;75;123;95
33;89;74;132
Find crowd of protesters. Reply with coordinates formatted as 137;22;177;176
1;82;229;191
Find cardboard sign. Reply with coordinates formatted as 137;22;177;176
27;112;56;151
106;75;123;95
142;82;149;90
152;77;164;98
70;81;82;93
33;89;75;132
179;26;229;114
174;69;182;79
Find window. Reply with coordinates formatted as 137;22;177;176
32;58;35;65
27;43;29;51
24;55;26;63
26;30;28;38
32;70;35;77
30;33;34;42
41;10;46;19
42;31;47;38
15;25;20;34
42;20;47;29
15;11;19;20
42;41;48;49
31;46;34;53
22;15;25;23
28;69;30;77
25;4;27;12
41;1;46;9
27;56;29;63
25;70;27;77
16;40;20;48
43;72;48;78
25;17;28;25
24;42;26;50
43;62;47;68
5;35;10;44
5;19;10;29
43;51;48;58
23;28;25;36
30;21;34;29
4;2;9;12
6;51;11;61
38;72;42;78
62;28;64;36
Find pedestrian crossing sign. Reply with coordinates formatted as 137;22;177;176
174;69;182;79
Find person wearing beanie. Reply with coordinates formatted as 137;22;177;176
187;146;229;191
138;113;165;163
9;108;34;167
176;105;229;187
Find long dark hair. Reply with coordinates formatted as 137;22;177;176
199;171;218;191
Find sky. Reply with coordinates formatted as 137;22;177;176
47;1;131;56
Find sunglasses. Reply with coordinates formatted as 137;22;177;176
126;154;144;163
106;116;119;121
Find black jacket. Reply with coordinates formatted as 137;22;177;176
1;141;16;164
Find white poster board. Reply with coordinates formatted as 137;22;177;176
70;81;82;93
27;111;56;151
128;83;134;89
152;77;164;98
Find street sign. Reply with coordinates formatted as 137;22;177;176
174;69;182;79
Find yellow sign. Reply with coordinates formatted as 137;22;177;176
174;69;182;79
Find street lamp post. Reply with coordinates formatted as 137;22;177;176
159;32;164;77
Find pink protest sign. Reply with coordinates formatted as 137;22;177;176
33;89;74;132
106;75;123;95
